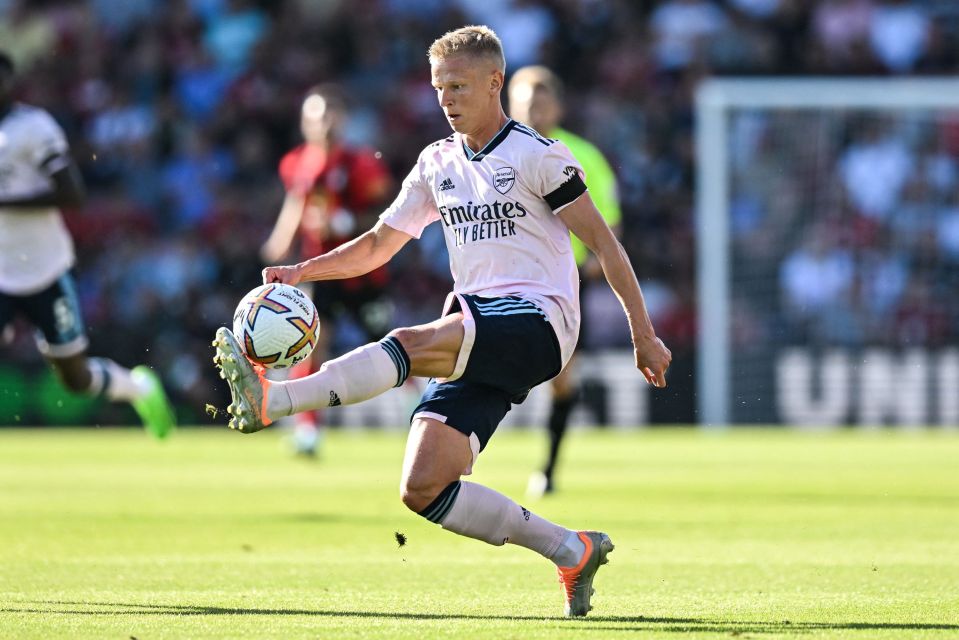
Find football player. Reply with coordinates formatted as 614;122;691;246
215;27;670;616
0;51;175;437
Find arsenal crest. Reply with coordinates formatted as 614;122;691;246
493;166;515;194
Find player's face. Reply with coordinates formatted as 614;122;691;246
509;82;561;135
301;94;342;145
431;55;500;135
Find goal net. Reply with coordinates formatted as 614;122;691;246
696;79;959;427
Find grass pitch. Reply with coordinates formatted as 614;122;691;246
0;426;957;639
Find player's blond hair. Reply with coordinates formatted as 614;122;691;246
508;65;564;100
428;25;505;72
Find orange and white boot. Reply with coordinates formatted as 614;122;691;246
556;531;614;617
213;327;274;433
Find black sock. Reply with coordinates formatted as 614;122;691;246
544;393;578;479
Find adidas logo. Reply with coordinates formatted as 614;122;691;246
328;391;341;407
438;177;455;191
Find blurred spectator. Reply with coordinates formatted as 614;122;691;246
456;0;556;69
780;228;855;319
812;0;874;63
729;0;782;20
174;49;236;122
160;126;234;229
90;0;157;35
202;0;268;73
868;0;929;72
649;0;728;71
936;196;959;261
839;121;913;220
0;1;56;71
87;87;156;154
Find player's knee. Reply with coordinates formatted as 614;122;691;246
552;381;577;402
399;474;441;513
386;327;419;355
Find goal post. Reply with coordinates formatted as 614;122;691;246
695;78;959;427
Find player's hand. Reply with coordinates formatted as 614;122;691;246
262;264;304;286
633;334;671;388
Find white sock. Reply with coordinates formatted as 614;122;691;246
438;481;570;561
268;337;409;421
553;530;588;568
86;358;144;402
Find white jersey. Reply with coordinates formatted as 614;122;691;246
381;119;587;367
0;103;75;295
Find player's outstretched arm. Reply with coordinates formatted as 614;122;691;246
558;193;672;387
263;219;412;286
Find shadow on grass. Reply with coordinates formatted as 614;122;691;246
4;602;957;634
271;512;385;524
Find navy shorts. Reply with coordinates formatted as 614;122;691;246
0;272;88;358
412;294;563;458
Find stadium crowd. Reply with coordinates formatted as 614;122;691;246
2;0;958;424
732;110;959;349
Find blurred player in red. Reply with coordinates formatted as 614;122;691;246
261;84;392;456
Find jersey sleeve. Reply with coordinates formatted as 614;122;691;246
378;154;438;239
30;111;70;176
534;141;587;213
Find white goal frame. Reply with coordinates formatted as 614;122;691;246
694;77;959;426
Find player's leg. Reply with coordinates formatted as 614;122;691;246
529;354;579;497
24;273;175;437
284;309;462;406
402;414;580;560
284;307;333;457
213;312;463;432
48;353;176;440
285;282;335;457
401;414;612;617
288;354;323;457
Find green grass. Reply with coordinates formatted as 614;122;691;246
0;427;957;639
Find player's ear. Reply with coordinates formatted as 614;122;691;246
490;69;504;94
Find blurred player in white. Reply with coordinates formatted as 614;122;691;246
0;51;175;438
508;65;623;498
214;27;670;616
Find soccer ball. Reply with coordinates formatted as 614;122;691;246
232;283;320;369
